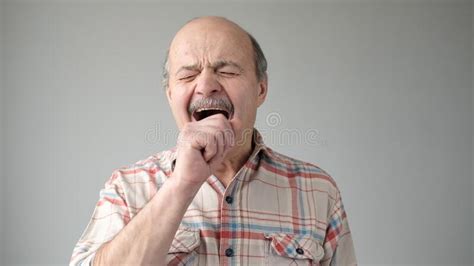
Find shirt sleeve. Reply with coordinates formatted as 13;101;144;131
70;170;130;266
321;190;357;266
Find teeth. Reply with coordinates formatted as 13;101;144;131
196;107;226;112
193;107;230;121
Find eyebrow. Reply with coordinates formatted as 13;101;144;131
212;60;244;72
175;60;244;75
176;64;200;75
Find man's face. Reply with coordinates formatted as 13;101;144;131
166;18;267;142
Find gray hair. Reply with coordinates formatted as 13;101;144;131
161;32;267;90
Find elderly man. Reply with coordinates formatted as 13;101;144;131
71;16;356;265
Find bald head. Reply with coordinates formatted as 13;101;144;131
162;16;267;89
175;16;248;43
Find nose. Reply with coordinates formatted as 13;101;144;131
194;69;222;97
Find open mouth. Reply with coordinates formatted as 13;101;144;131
193;107;231;121
189;98;234;121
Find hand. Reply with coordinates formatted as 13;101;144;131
172;113;235;190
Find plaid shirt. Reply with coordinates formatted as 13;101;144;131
71;129;356;265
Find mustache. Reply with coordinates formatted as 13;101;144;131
188;97;234;115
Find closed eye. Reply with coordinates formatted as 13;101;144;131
219;71;239;77
178;74;197;81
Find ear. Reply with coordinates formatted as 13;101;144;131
166;87;173;104
256;74;268;107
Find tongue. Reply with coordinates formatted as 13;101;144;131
194;109;229;121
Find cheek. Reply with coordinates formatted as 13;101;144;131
232;92;258;122
230;98;258;139
169;86;194;127
237;87;258;110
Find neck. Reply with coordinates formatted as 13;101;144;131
214;132;254;187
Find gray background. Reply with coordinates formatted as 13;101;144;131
0;0;472;265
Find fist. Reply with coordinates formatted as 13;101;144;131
172;114;235;189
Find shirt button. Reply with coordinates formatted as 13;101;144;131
296;247;304;255
225;196;233;204
225;248;234;257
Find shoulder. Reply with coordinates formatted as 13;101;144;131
98;148;177;212
105;148;177;188
261;147;340;193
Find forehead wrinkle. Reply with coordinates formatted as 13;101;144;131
175;59;244;76
170;28;252;76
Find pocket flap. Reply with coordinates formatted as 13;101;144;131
268;233;324;261
168;228;200;254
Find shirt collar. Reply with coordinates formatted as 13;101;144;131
245;128;268;167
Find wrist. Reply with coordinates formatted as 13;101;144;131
167;172;203;201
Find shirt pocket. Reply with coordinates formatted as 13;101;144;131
264;233;324;266
166;228;201;266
